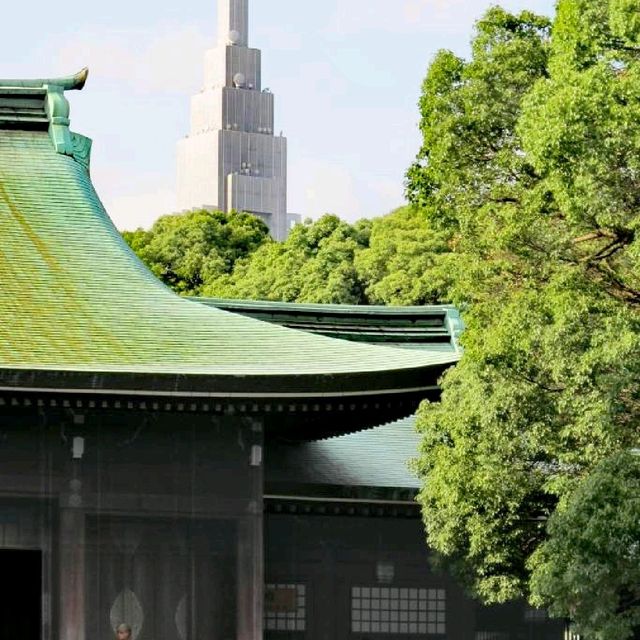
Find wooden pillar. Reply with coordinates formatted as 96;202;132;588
236;419;264;640
237;514;263;639
59;507;86;640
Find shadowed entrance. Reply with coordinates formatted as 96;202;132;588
0;549;42;639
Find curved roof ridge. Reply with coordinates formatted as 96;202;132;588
0;68;88;91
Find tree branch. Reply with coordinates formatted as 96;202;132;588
572;230;616;244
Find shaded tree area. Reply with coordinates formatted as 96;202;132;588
122;209;270;296
407;2;640;639
208;214;372;303
124;206;453;305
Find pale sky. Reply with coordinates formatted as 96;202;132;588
3;0;555;230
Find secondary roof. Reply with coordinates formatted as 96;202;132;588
197;298;463;352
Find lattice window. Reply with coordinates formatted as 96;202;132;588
351;586;446;635
265;584;306;632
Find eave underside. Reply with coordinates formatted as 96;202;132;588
0;387;439;440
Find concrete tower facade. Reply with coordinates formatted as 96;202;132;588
177;0;296;240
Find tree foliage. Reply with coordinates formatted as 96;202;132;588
121;209;270;296
207;209;453;305
529;452;640;640
355;206;453;305
124;207;452;305
207;214;371;303
408;3;640;636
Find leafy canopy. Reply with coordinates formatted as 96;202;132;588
122;209;270;296
208;214;371;303
529;452;640;640
124;208;452;305
207;209;453;305
355;206;453;305
408;3;640;637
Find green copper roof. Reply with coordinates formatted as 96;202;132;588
0;68;88;91
197;298;463;351
0;77;459;398
267;417;422;490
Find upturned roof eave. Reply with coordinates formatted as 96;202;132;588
0;359;455;399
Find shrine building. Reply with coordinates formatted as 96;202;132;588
0;70;565;640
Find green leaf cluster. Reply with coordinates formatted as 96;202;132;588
355;206;453;305
124;207;453;305
206;208;454;305
407;2;640;636
207;214;371;303
529;452;640;640
121;209;270;295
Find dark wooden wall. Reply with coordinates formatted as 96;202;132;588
0;406;264;640
265;513;565;640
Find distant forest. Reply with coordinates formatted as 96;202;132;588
122;206;453;306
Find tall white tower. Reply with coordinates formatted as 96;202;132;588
177;0;295;240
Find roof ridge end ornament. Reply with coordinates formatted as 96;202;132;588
0;67;89;91
0;68;94;165
0;68;90;160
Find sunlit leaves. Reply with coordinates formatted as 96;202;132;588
122;209;270;295
407;3;640;635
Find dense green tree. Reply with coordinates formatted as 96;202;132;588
122;209;269;295
207;215;371;303
529;452;640;640
407;2;640;636
355;206;454;305
406;7;550;231
208;208;454;306
124;207;453;306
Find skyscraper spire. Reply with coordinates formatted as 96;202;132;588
217;0;249;48
177;0;298;240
